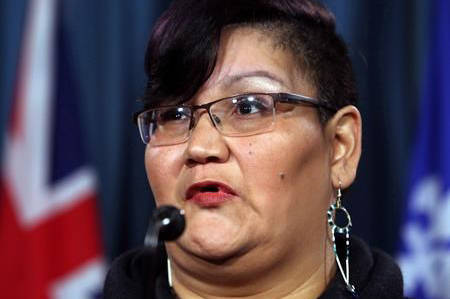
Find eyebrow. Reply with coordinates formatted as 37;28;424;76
221;70;287;88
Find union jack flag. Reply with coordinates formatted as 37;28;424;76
0;0;105;298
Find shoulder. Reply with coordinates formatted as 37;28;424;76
103;248;148;299
103;246;171;299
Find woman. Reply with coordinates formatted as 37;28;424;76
104;0;407;298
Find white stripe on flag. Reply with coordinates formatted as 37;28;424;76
50;258;106;299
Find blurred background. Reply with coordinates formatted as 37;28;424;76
1;0;448;298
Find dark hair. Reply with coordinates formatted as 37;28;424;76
143;0;357;122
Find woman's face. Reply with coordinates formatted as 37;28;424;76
145;27;334;271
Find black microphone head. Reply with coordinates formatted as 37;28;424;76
153;205;186;241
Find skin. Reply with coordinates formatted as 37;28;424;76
145;26;362;299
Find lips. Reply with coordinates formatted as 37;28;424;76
185;181;237;207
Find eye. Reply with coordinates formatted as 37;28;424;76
233;95;271;116
158;107;190;123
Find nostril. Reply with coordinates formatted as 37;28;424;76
186;157;198;167
205;156;220;163
186;156;221;167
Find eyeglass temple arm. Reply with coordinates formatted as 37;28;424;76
277;93;337;112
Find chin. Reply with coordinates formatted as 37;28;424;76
174;206;251;261
179;227;244;262
189;243;239;262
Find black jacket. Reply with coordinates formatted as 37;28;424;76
104;236;408;299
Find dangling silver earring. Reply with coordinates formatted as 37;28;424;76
327;182;357;296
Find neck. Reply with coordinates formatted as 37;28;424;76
169;240;336;299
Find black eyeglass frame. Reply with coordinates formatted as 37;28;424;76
133;92;337;145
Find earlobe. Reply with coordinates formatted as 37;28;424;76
327;105;362;189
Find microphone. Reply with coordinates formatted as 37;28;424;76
144;205;186;248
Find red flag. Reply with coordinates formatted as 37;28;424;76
0;0;105;298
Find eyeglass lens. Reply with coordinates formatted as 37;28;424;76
138;94;276;145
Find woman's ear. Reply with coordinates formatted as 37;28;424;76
326;105;362;189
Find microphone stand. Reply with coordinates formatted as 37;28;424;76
138;206;185;299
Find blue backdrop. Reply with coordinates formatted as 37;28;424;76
0;0;428;262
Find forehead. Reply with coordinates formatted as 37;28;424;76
192;26;316;104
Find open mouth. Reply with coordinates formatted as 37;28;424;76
199;185;219;192
185;181;236;206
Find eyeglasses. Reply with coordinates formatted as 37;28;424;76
134;92;336;146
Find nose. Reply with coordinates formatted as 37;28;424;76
184;111;230;166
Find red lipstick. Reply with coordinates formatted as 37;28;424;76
185;181;236;207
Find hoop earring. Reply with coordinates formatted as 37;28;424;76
327;183;358;297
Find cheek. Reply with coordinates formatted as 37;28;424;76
232;123;329;220
144;146;184;205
